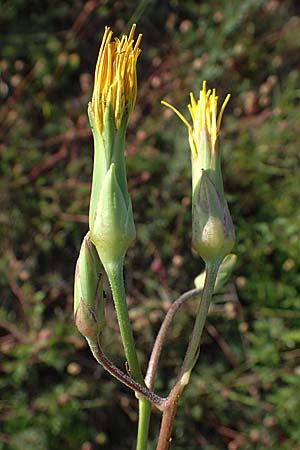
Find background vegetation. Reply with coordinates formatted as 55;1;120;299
1;0;300;449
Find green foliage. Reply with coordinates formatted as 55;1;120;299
1;0;300;449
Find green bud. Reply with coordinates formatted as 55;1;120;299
192;170;235;264
90;163;136;266
74;232;105;339
194;253;237;293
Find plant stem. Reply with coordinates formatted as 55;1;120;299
155;262;220;450
137;399;152;450
146;289;201;390
86;337;165;408
105;260;152;450
179;262;219;377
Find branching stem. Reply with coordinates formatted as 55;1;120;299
86;337;166;409
105;260;153;450
155;262;220;450
145;288;201;390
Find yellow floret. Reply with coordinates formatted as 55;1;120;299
91;24;142;132
162;81;230;156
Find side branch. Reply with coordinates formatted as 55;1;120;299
87;336;166;411
145;288;202;389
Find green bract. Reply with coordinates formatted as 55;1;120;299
92;163;136;265
88;103;136;267
192;170;235;264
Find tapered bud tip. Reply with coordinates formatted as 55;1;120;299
108;161;116;178
73;232;105;339
196;170;220;214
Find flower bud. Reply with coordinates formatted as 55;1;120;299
162;81;235;263
90;24;142;134
74;232;105;339
88;25;141;266
192;171;235;263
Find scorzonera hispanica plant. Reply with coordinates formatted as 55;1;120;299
74;24;235;450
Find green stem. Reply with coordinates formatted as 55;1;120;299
137;399;151;450
179;261;219;378
105;260;151;450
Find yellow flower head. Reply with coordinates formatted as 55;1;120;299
90;24;142;132
162;81;230;158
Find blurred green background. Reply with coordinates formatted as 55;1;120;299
1;1;300;449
